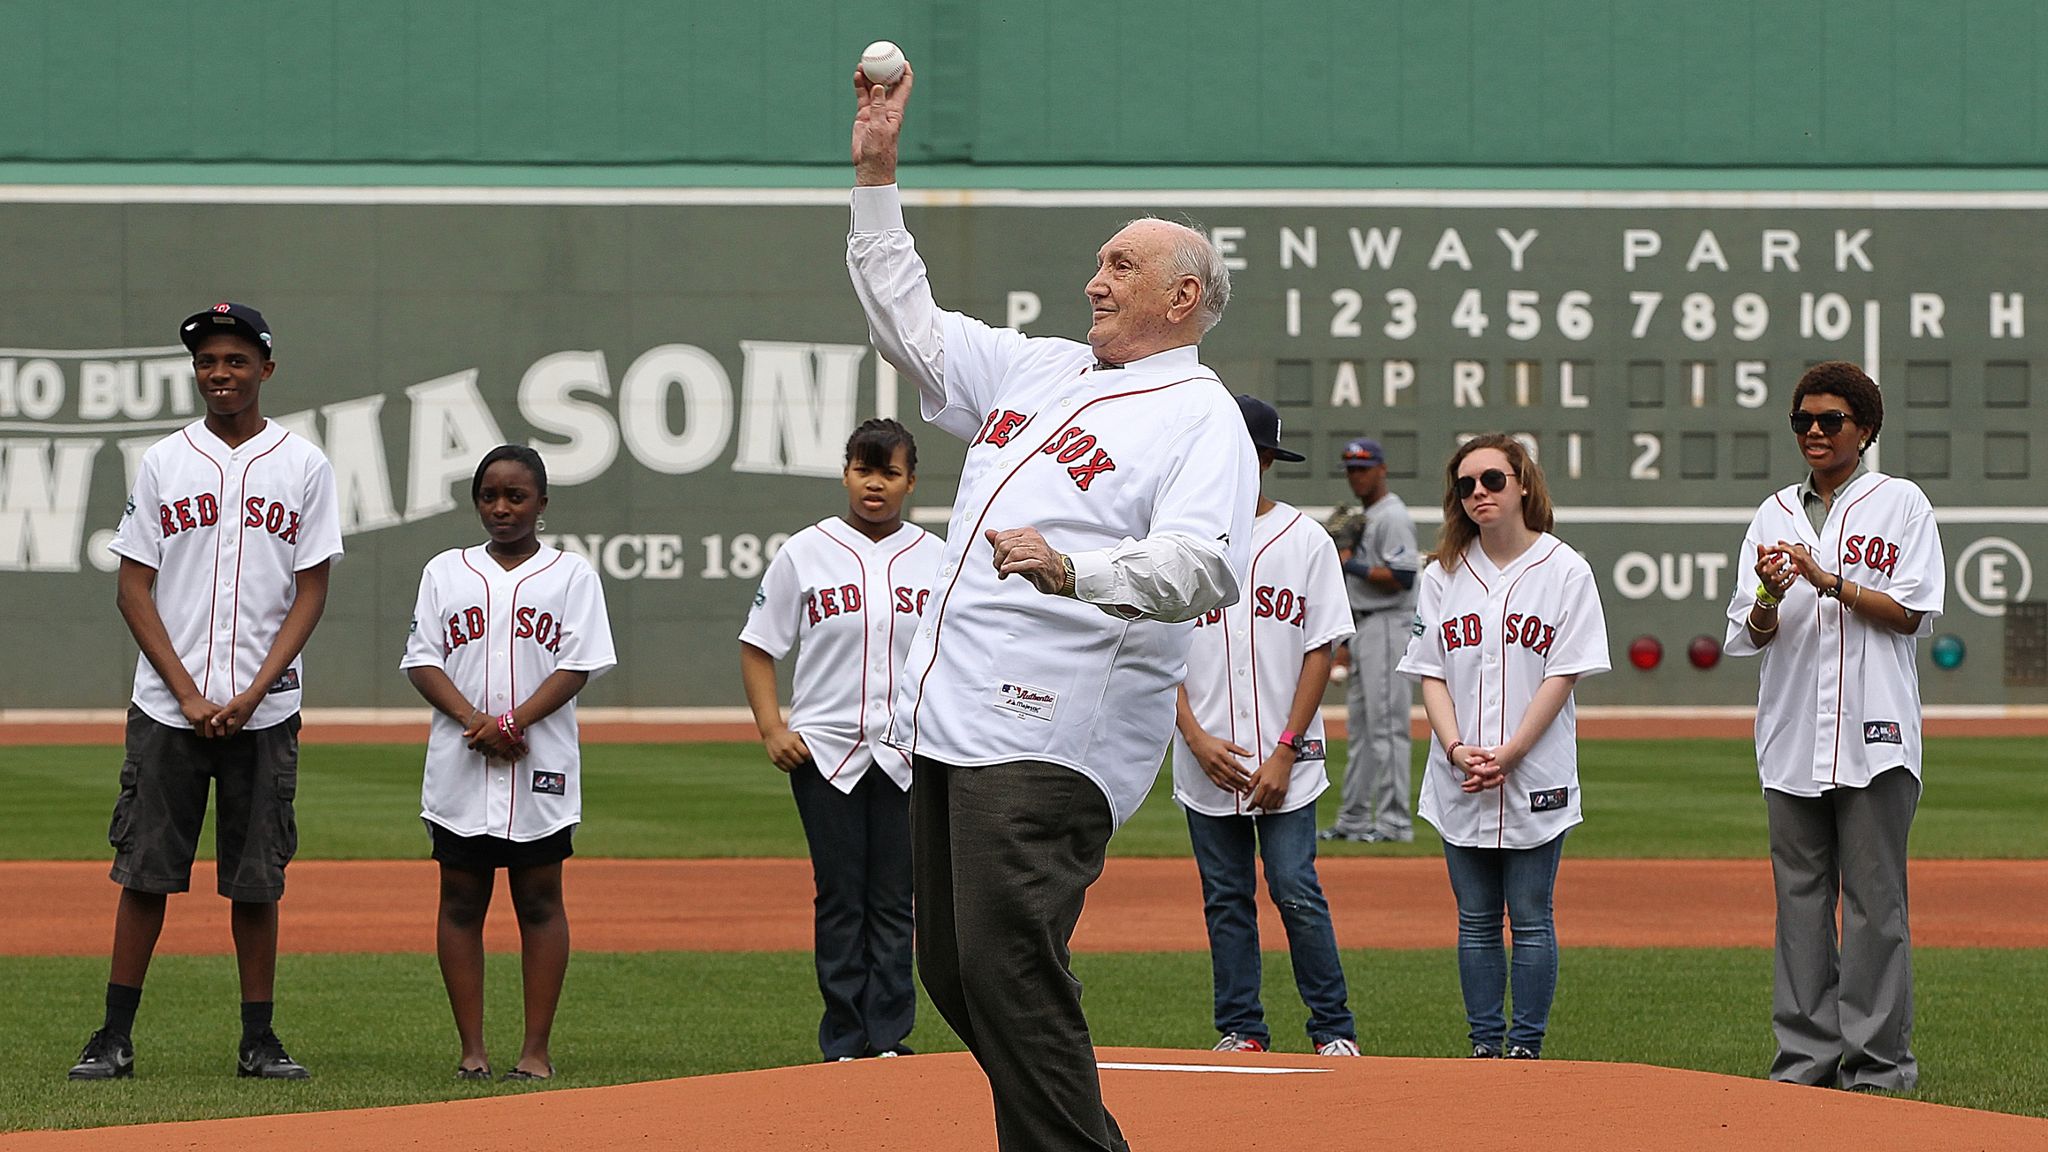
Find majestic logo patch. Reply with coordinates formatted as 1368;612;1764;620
532;771;567;795
1411;615;1426;637
1529;787;1570;812
1863;721;1903;745
266;668;301;695
753;585;767;607
993;681;1058;722
1295;738;1326;761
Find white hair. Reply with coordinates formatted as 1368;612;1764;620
1127;217;1231;333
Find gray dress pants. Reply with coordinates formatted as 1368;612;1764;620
1763;765;1920;1091
1334;611;1413;839
912;755;1129;1152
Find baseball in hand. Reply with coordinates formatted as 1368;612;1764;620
1329;664;1349;684
860;40;907;86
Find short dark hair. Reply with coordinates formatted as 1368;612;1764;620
845;418;917;473
1792;361;1884;451
471;444;548;501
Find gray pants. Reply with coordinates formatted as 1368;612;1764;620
912;756;1129;1152
1334;612;1413;839
1763;766;1919;1091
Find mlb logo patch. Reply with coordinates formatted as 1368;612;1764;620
1296;738;1326;762
1863;721;1903;745
1410;615;1426;637
532;771;567;795
1529;787;1570;812
266;668;301;695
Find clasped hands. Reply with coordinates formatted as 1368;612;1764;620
1450;742;1520;793
1754;541;1832;600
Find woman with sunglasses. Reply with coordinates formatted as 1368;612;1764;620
1397;434;1609;1059
1723;361;1944;1092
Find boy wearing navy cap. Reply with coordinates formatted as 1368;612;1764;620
69;304;343;1082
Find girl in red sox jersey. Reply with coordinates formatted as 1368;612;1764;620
1724;362;1943;1093
1398;434;1609;1060
402;446;616;1082
740;419;941;1062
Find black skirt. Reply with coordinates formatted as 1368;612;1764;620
426;819;575;872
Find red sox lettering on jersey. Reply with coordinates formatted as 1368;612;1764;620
1173;505;1353;819
403;544;617;843
440;605;565;654
1397;535;1610;850
1439;612;1557;656
1724;471;1944;794
109;420;344;731
741;518;943;794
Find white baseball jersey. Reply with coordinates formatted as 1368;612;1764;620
1723;472;1944;796
401;544;617;842
1397;535;1610;849
738;518;943;793
108;419;343;730
1173;502;1353;817
849;185;1259;829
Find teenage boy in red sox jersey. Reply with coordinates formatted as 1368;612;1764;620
849;65;1257;1152
1172;395;1360;1059
70;304;343;1082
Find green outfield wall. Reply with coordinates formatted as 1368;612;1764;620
4;0;2048;170
0;189;2042;710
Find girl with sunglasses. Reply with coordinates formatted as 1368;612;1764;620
1722;361;1943;1092
1397;434;1609;1059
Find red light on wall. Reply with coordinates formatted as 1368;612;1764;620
1687;635;1722;669
1627;635;1663;670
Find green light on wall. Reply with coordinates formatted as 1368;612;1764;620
1931;634;1966;670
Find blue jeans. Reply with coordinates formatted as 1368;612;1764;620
1185;804;1355;1046
1442;833;1567;1054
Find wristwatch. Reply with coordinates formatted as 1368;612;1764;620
1277;729;1302;754
1058;553;1077;597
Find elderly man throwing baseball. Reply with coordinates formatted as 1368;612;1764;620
848;64;1257;1152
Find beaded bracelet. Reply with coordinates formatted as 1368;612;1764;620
499;710;523;745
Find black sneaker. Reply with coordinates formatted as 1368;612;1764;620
68;1029;135;1080
237;1030;311;1079
1469;1043;1500;1059
1504;1044;1539;1060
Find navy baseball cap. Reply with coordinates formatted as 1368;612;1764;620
1235;394;1306;462
180;302;273;358
1342;438;1385;469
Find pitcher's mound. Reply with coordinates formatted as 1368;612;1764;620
5;1048;2041;1150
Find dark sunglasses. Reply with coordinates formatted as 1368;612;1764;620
1454;469;1510;500
1790;411;1851;435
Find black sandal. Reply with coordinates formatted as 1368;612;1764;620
455;1063;493;1081
501;1064;553;1081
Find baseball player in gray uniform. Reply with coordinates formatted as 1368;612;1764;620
1322;438;1420;843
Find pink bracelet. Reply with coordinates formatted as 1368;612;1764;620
499;710;523;744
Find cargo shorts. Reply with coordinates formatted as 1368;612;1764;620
108;705;302;902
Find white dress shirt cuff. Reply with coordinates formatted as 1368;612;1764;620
850;184;905;232
1069;549;1145;621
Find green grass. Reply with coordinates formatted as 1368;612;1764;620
6;947;2045;1132
6;739;2047;860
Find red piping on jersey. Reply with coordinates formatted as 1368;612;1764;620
458;550;496;830
180;429;228;699
504;550;567;838
225;430;290;697
1243;512;1303;815
880;529;929;778
815;523;873;782
1827;477;1892;786
1493;538;1566;848
905;374;1218;761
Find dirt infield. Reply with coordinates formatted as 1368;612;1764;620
4;1048;2043;1152
8;857;2047;956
